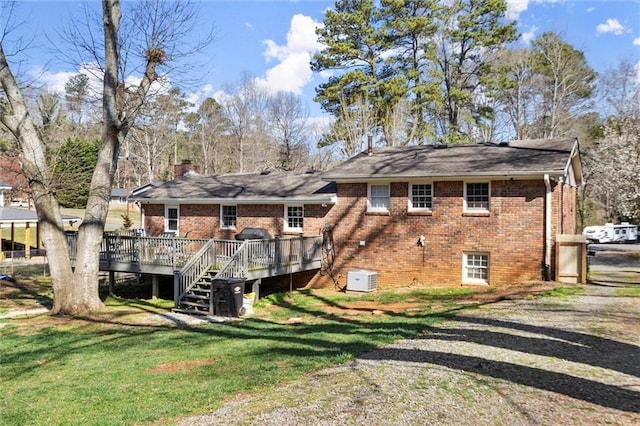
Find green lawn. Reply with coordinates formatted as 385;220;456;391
0;280;479;425
1;273;576;425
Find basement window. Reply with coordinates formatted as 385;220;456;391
463;252;489;285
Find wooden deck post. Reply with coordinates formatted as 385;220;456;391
152;275;159;300
109;271;115;295
25;223;31;259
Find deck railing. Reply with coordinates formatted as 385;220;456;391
66;232;323;273
66;232;209;268
66;232;324;309
174;239;244;302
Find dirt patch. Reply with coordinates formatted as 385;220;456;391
147;358;217;374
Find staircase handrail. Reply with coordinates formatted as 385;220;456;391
214;240;249;279
174;238;219;303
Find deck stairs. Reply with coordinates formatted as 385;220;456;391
173;268;220;316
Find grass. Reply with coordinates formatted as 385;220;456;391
614;287;640;297
0;273;572;425
541;286;583;298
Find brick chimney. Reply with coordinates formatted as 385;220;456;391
174;159;199;177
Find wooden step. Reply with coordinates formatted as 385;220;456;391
172;308;208;316
185;293;209;301
179;300;209;309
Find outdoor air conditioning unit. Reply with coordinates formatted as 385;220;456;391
346;270;378;292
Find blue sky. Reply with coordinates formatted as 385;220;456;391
3;0;640;119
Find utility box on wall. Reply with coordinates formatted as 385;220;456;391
555;234;587;284
346;270;378;292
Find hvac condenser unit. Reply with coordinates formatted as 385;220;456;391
346;270;378;292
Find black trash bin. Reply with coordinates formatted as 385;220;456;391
211;278;247;317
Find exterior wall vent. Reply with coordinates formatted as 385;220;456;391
346;270;378;292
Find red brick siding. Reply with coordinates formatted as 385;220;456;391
310;180;548;288
142;202;331;239
141;178;578;288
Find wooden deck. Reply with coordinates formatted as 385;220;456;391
67;232;323;278
67;232;324;311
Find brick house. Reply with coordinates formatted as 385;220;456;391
134;138;582;288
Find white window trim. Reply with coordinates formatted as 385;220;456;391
367;183;390;213
220;204;237;229
462;252;489;285
164;205;180;235
284;204;304;232
463;181;491;213
408;182;433;212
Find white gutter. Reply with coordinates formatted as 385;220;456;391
544;173;552;280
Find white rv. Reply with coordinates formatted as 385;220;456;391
582;222;638;244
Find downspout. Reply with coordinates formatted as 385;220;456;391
544;174;552;281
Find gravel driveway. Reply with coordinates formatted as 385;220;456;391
180;250;640;425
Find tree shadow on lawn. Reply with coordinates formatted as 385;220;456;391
352;312;640;414
5;289;639;415
359;347;640;413
230;290;640;414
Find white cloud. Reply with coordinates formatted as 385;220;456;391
506;0;565;21
506;0;529;20
596;18;626;35
633;37;640;46
185;84;214;112
521;26;537;45
254;14;323;95
35;69;78;94
33;63;103;96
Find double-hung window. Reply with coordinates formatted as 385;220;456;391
463;252;489;284
285;205;304;232
464;182;490;212
220;205;237;229
165;206;179;234
368;183;390;212
409;183;433;212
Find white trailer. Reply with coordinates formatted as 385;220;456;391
582;222;638;244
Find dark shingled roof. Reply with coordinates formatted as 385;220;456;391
0;207;80;224
134;171;337;203
322;138;579;181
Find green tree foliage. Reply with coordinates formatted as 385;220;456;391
312;0;387;150
379;0;439;143
64;73;91;133
432;0;517;142
313;0;517;149
51;138;100;208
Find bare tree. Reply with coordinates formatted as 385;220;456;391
319;92;378;159
128;85;189;183
583;59;640;222
529;32;596;138
184;97;236;174
265;91;310;171
0;0;213;315
220;74;271;173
